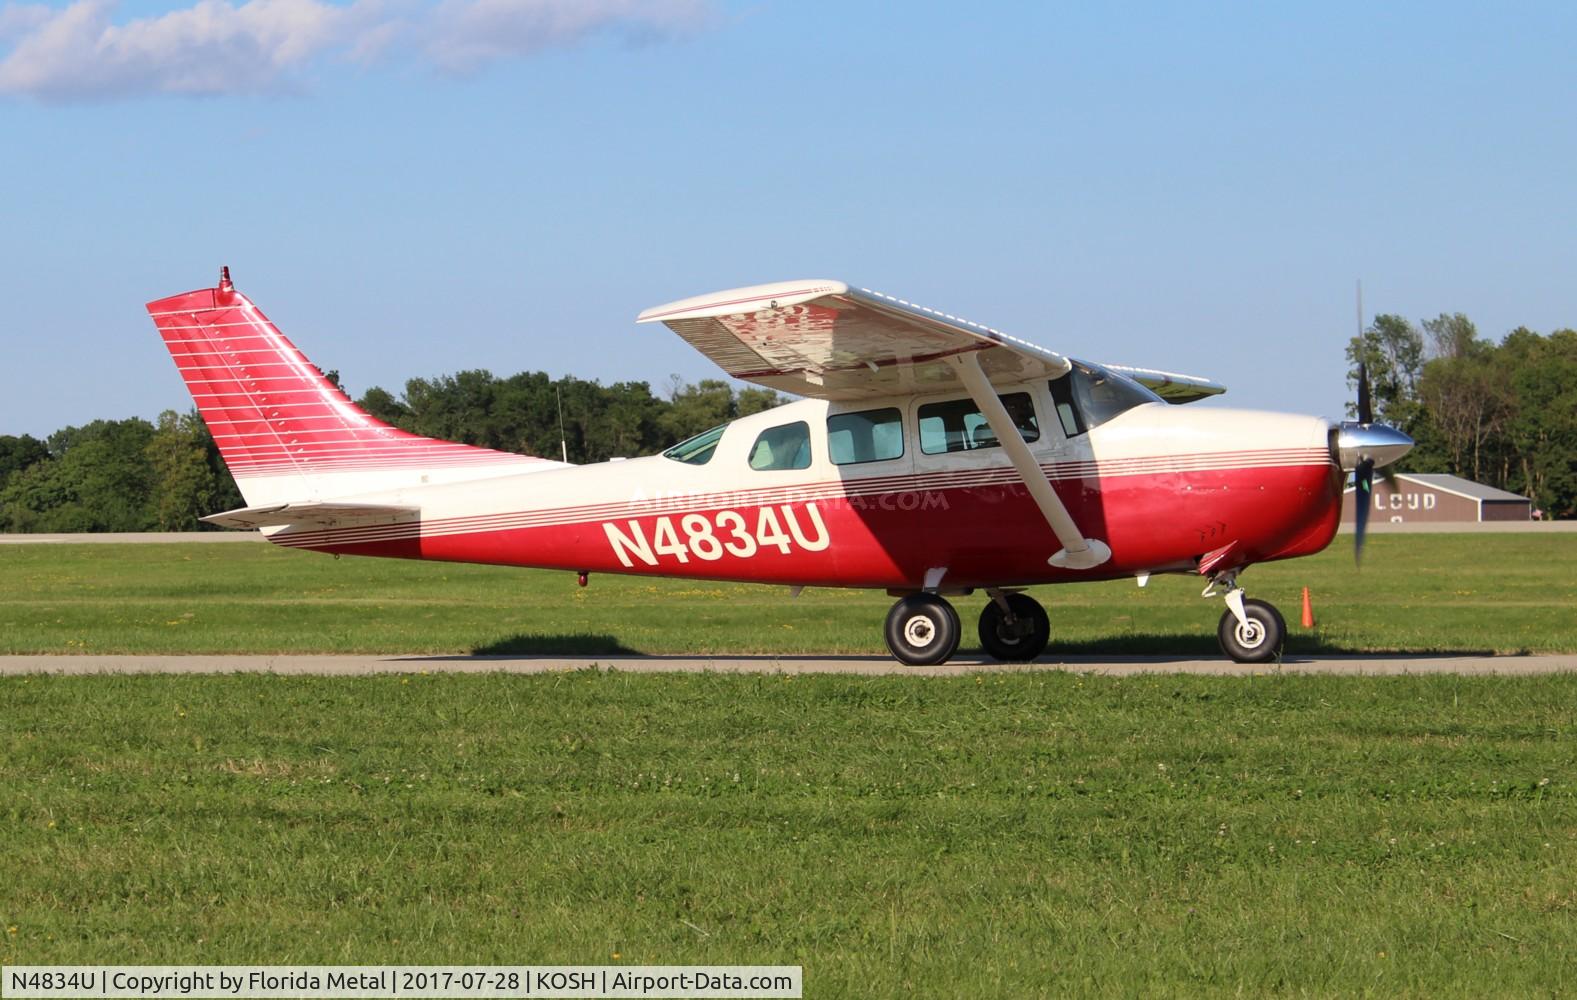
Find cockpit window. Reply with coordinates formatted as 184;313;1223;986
748;421;812;471
1048;363;1160;437
662;424;726;465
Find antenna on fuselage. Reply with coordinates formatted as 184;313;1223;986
555;382;569;463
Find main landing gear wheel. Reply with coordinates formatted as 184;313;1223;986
978;593;1051;662
1217;598;1286;664
884;593;962;666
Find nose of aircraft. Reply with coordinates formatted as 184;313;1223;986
1335;422;1414;471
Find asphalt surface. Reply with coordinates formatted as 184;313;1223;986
1;653;1573;676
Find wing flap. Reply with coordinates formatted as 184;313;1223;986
200;502;419;530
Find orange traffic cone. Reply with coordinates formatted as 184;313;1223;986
1300;586;1315;628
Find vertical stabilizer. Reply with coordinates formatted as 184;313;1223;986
147;269;562;506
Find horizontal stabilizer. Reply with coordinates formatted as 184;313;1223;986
201;502;419;530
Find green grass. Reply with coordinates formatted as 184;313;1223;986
3;672;1576;996
1;534;1574;655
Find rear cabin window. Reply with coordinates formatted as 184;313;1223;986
828;408;904;465
1048;363;1160;438
917;393;1039;455
662;424;725;465
748;421;812;471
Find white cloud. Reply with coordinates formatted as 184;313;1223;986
0;0;710;101
425;0;710;74
0;3;54;41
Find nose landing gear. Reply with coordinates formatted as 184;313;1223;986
1204;571;1286;663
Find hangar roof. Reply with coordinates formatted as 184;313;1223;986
1343;473;1530;503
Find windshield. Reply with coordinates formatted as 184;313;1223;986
1049;363;1160;436
662;424;726;465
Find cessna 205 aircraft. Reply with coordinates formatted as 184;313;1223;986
147;269;1412;665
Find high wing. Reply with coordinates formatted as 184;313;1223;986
201;502;418;530
1103;365;1226;404
637;280;1071;400
638;280;1225;402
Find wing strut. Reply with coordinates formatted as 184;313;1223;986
946;352;1112;570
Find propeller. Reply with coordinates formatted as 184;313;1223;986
1353;363;1374;564
1353;456;1375;565
1342;361;1409;566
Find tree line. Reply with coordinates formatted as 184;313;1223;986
1347;316;1576;518
3;316;1574;532
0;374;781;532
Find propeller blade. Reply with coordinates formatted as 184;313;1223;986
1357;362;1373;425
1353;457;1374;566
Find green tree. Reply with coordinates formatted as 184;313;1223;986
1500;328;1577;517
146;410;218;530
0;419;157;532
659;378;736;444
1416;316;1510;483
0;434;48;488
736;386;783;417
1346;314;1426;431
357;386;413;429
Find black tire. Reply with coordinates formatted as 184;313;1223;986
1217;598;1285;663
941;600;963;662
978;593;1051;662
884;594;961;666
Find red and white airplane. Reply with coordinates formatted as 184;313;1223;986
146;269;1412;665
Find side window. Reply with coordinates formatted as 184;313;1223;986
828;408;904;465
662;424;726;465
917;393;1039;455
748;421;812;471
1047;377;1086;438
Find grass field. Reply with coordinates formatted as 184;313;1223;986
1;534;1574;656
3;671;1576;996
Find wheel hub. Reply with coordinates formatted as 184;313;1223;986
903;616;936;648
993;620;1027;645
1235;618;1265;649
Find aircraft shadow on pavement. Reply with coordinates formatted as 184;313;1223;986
458;632;1497;661
470;634;641;656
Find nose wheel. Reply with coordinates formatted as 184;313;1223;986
1216;599;1285;662
978;591;1050;662
884;593;962;666
1205;572;1286;663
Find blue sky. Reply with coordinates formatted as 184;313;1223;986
2;1;1574;438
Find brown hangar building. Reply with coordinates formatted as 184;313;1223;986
1341;473;1534;524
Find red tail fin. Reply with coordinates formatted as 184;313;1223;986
147;268;554;503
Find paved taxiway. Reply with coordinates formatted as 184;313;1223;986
1;654;1573;676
